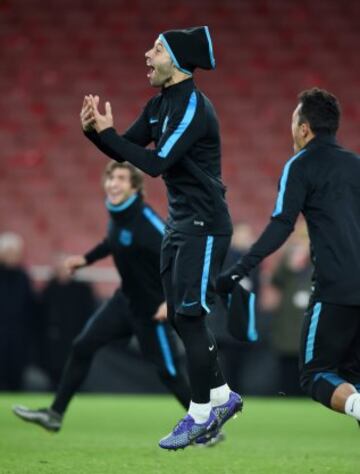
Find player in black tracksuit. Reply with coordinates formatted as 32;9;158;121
80;27;242;449
217;88;360;424
13;161;190;432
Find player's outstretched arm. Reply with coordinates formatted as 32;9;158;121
217;153;308;294
83;238;112;265
65;239;112;277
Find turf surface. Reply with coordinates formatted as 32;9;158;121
0;394;358;474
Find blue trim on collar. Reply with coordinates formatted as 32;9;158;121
105;193;138;212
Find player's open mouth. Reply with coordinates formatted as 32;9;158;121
147;66;155;78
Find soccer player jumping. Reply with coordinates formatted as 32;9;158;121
217;88;360;425
81;26;242;450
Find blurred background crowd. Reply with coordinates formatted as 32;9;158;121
1;0;359;396
0;223;312;397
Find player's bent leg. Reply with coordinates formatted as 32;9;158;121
300;370;345;408
300;368;360;423
51;292;132;416
299;301;360;425
13;292;132;430
50;333;98;416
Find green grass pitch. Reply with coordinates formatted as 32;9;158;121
0;394;358;474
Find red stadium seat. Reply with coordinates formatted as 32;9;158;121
2;0;360;263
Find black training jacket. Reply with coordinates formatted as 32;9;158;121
85;78;232;236
84;195;164;316
238;134;360;305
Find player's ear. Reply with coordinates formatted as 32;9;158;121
301;122;311;138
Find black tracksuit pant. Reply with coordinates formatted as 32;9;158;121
51;289;190;415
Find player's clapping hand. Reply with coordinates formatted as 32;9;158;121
89;94;114;133
153;302;168;322
64;255;87;276
80;95;98;132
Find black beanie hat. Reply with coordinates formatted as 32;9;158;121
159;26;215;74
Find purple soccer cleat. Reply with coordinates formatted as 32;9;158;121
195;391;243;446
159;410;218;450
213;391;243;429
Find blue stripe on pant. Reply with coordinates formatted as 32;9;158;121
156;323;177;377
305;302;322;364
248;292;258;342
200;236;214;313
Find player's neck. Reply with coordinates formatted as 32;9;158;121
163;70;192;88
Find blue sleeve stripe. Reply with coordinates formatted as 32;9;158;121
200;235;214;313
158;34;192;75
158;91;197;159
272;149;306;217
156;323;177;377
305;302;322;364
143;207;165;235
204;26;216;68
247;292;258;341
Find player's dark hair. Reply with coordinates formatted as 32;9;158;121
103;161;145;198
298;88;340;135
